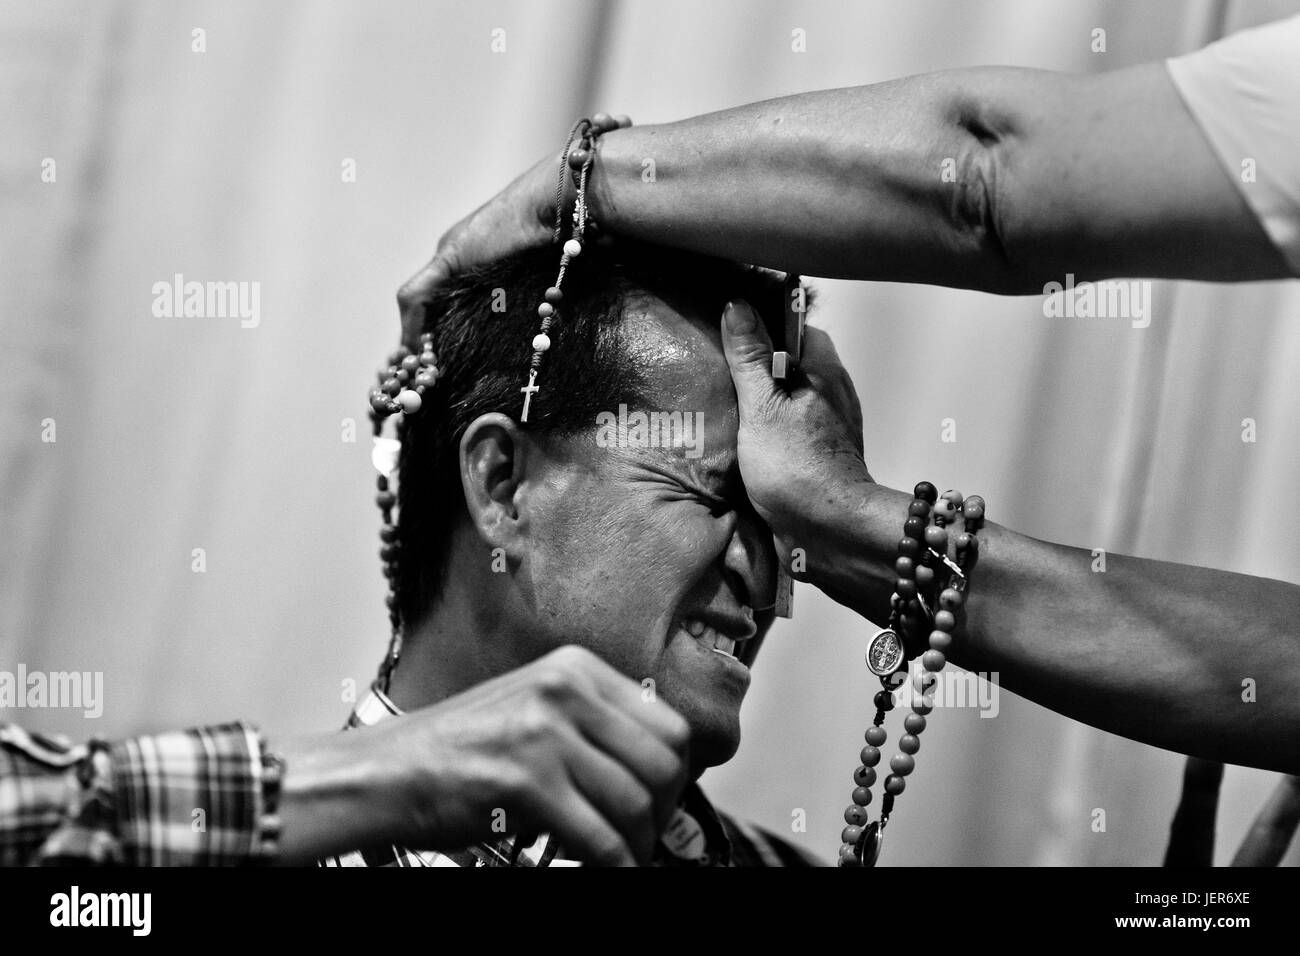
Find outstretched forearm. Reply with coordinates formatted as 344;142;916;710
591;64;1288;291
811;483;1300;773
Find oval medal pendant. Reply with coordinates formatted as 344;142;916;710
860;821;883;867
866;628;905;677
661;808;710;864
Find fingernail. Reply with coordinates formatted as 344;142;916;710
724;299;757;333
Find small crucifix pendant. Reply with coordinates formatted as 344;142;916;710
520;369;541;422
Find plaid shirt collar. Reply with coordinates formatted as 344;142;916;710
326;681;735;867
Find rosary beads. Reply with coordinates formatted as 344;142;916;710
520;112;632;423
839;482;986;867
364;114;629;690
366;332;442;687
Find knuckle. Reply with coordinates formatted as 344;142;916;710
549;643;595;668
627;787;655;826
494;765;535;806
662;710;692;751
512;698;558;742
532;663;577;702
590;833;630;867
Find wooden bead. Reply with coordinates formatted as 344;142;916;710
884;774;906;795
860;744;881;767
908;499;931;518
613;114;633;128
915;565;935;589
939;588;964;611
591;112;618;132
911;697;933;716
376;491;396;510
379;525;398;543
928;629;952;652
904;713;927;735
894;556;916;579
903;516;926;540
842;824;864;846
899;734;920;755
844;805;869;827
397;390;422;414
922;649;946;672
414;369;438;389
839;844;861;865
932;499;958;524
544;286;564;304
854;764;877;788
864;726;887;747
852;786;873;807
382;377;401;397
934;609;956;632
873;690;895;711
563;239;583;257
400;355;420;374
890;753;915;776
962;495;986;524
940;489;964;508
532;333;551;352
897;537;922;559
567;147;590;169
913;481;937;503
895;579;917;601
924;526;948;550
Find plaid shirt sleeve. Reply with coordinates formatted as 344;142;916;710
1;720;275;866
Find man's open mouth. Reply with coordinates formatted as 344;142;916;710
679;615;755;662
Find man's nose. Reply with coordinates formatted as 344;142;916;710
721;507;777;612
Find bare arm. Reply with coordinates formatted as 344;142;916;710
814;480;1300;773
590;64;1289;291
720;300;1300;775
403;60;1289;341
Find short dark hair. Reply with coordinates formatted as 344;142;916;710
393;242;788;628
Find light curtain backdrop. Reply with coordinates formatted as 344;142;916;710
3;0;1298;866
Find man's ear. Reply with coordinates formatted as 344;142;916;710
459;412;535;555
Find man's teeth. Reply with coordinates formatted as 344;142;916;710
684;620;738;659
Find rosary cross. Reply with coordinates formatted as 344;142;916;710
520;370;541;422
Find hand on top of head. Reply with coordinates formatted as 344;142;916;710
398;151;560;350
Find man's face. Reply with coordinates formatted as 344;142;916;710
518;291;777;773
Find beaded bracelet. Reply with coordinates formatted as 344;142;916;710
521;112;631;423
838;482;986;867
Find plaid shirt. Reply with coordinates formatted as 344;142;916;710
0;720;273;866
1;691;824;867
319;684;824;868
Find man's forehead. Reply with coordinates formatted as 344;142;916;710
644;443;737;488
622;296;738;405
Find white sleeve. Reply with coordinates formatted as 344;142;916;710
1166;14;1300;275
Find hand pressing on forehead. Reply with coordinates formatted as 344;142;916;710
719;299;874;582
